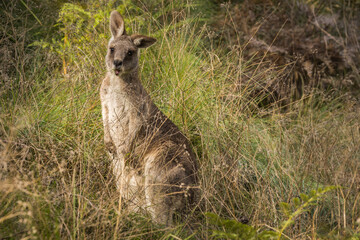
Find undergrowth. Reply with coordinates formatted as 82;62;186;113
1;0;359;239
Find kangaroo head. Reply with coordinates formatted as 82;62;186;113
106;11;156;76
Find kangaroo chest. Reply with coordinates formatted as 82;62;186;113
102;77;144;152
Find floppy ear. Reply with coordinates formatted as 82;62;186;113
110;11;126;37
130;34;157;48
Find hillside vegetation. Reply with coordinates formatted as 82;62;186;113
0;0;359;239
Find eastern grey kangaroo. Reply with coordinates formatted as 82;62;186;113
100;10;198;225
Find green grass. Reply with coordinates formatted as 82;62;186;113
1;0;359;239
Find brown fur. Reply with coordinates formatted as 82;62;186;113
100;10;199;225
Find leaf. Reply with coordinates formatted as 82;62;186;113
206;212;259;239
292;197;301;207
205;212;221;224
280;219;295;228
300;193;309;202
258;230;279;239
310;190;317;197
279;202;291;217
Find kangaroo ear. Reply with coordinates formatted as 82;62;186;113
110;11;126;37
130;34;157;48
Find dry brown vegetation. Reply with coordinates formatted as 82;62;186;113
213;0;360;107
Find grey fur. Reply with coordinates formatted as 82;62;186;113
100;10;199;225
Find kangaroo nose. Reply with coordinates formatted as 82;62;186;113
114;60;122;67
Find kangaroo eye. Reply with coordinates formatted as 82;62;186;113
110;47;114;53
127;50;134;56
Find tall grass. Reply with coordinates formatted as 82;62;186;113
1;0;359;239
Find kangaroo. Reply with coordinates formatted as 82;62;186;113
100;10;199;225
